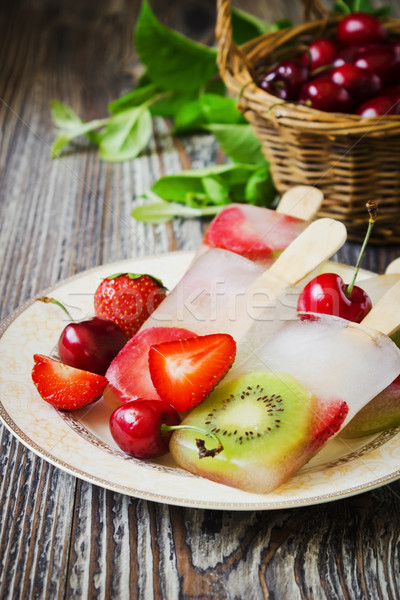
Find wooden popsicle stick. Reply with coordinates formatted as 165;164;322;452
385;257;400;274
267;218;347;286
361;280;400;336
276;186;324;220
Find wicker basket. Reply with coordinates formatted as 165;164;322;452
216;0;400;243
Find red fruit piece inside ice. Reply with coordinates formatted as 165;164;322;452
310;398;349;449
203;205;306;263
104;326;196;409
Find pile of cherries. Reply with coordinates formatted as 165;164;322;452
259;12;400;117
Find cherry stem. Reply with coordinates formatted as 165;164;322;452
310;64;333;78
36;296;74;321
161;424;223;458
345;201;378;298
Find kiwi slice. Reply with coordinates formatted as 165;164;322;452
170;370;316;494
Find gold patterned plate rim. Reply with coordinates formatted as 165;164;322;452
1;252;400;511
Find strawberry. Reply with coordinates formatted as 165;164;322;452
203;205;306;262
104;326;196;409
31;354;107;410
148;333;236;412
94;273;167;339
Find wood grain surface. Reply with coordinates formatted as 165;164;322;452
2;1;400;598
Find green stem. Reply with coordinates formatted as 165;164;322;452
335;0;352;13
36;296;74;321
161;423;223;458
346;201;378;297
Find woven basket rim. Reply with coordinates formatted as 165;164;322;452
218;9;400;136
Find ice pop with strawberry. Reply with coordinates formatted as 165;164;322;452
194;185;323;266
140;217;346;340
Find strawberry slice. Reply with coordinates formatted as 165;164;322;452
32;354;107;410
148;333;236;412
104;327;196;409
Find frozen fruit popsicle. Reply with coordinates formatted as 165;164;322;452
141;218;346;340
170;305;400;493
330;281;400;438
195;186;324;266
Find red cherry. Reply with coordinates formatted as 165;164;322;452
382;84;400;101
337;13;387;47
58;317;127;376
328;64;382;103
301;38;338;70
109;399;180;458
299;80;353;112
356;96;400;117
333;45;363;67
354;45;399;85
260;59;309;101
297;273;372;323
259;78;291;100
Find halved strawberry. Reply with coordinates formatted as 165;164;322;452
104;327;196;409
31;354;107;410
148;333;236;412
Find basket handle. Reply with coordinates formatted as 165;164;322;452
216;0;257;79
216;0;331;75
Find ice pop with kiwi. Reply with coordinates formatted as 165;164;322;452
195;185;324;266
339;281;400;438
170;305;400;494
141;218;347;341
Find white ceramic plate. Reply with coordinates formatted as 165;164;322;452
1;252;400;510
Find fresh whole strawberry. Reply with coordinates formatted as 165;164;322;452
148;333;236;412
94;273;167;339
31;354;107;410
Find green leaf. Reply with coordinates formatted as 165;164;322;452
149;163;261;210
201;176;231;205
231;8;292;45
134;0;218;92
50;100;83;130
206;123;265;165
204;77;226;96
231;6;271;45
150;163;259;202
333;0;391;15
173;99;206;133
108;83;160;114
244;165;276;206
51;118;108;158
150;90;198;117
151;173;206;203
173;94;246;134
132;201;223;223
201;94;246;125
98;106;152;162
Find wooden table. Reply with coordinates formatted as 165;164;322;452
2;1;400;597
